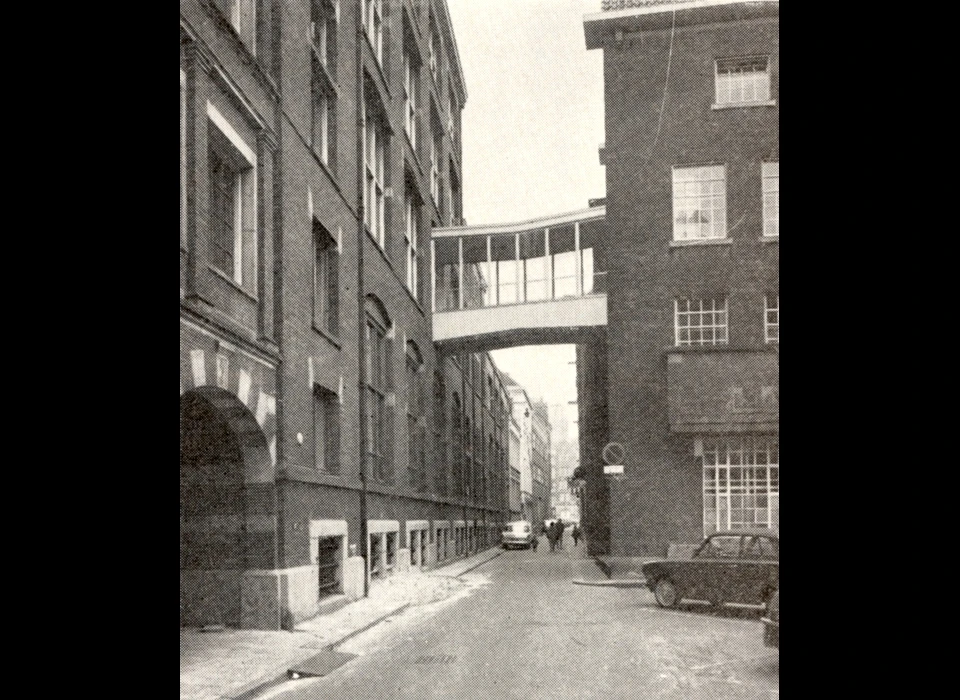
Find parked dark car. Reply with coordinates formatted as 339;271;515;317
642;529;779;609
762;589;779;648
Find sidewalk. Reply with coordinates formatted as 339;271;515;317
180;546;503;700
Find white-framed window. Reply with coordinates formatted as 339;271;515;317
207;102;257;289
715;56;771;106
672;165;726;241
404;191;420;298
403;48;419;150
762;161;779;237
702;436;779;535
363;92;388;248
230;0;257;55
765;295;779;344
312;76;336;170
675;297;728;346
311;0;338;72
364;0;383;65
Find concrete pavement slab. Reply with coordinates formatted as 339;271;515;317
180;547;504;700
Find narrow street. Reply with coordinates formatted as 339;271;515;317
255;538;778;700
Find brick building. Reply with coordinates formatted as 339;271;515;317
582;0;779;556
181;0;511;630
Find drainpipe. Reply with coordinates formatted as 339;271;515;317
356;1;369;599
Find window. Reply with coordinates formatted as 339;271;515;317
363;90;388;249
207;103;256;289
715;56;770;106
230;0;257;54
430;112;442;206
313;219;339;335
406;344;426;492
403;47;419;150
672;165;726;241
405;190;421;299
364;0;383;64
428;19;439;81
311;62;337;170
702;436;779;535
675;298;728;346
313;385;340;475
698;535;742;559
365;302;391;484
765;295;779;344
311;0;337;73
762;162;779;237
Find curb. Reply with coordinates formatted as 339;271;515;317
229;603;411;700
572;578;648;588
328;602;411;651
451;548;503;577
228;548;501;699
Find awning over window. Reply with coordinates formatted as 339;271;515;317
666;350;778;433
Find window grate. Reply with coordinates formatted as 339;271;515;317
317;537;340;596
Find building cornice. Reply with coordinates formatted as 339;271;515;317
584;0;779;49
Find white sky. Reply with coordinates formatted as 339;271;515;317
447;0;606;438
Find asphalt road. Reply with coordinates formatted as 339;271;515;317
255;542;778;700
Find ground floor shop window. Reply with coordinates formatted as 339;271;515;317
702;435;779;535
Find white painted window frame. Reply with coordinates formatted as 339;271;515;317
714;55;771;107
404;49;418;150
405;193;419;297
765;295;779;344
762;161;779;237
701;436;779;536
207;101;257;288
674;297;729;346
363;96;387;249
364;0;383;65
672;165;727;242
231;0;257;56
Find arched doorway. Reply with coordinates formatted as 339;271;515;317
180;387;270;627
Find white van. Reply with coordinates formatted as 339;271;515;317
501;521;536;550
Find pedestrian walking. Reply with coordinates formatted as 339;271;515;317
572;524;581;547
555;518;565;551
547;521;559;552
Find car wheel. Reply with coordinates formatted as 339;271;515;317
654;578;681;608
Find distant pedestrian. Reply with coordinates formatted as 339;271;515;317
572;524;581;547
555;518;566;551
547;521;560;552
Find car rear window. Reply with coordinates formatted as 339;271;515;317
743;536;778;560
